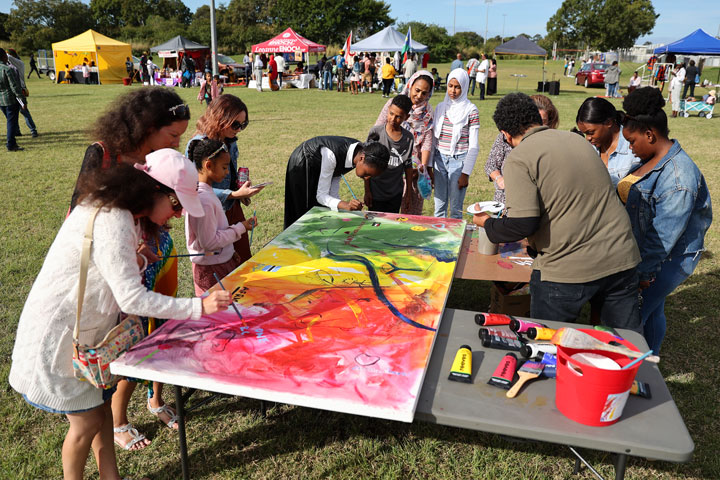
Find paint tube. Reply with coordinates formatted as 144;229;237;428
509;318;546;333
481;326;518;340
539;352;557;378
630;380;652;399
448;345;473;383
475;312;513;326
520;343;557;359
487;353;518;389
527;327;557;341
479;328;524;351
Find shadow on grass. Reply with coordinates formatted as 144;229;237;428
28;129;89;148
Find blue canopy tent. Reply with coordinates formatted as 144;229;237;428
653;29;720;55
350;26;428;53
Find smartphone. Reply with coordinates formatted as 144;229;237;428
250;181;273;189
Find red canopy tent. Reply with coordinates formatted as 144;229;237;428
252;28;326;54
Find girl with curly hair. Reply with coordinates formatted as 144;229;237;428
187;94;264;262
618;87;712;354
69;87;191;450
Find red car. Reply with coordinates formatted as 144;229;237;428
575;63;608;87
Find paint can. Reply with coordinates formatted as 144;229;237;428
476;227;498;255
555;329;641;427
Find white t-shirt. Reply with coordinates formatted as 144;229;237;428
274;55;286;73
477;59;490;83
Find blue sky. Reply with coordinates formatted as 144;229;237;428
2;0;719;45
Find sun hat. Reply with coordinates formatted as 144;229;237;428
135;149;204;217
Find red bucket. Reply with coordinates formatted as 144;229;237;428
122;77;131;86
555;329;641;426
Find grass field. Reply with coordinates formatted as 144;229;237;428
0;58;718;479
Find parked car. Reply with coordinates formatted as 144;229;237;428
216;54;248;80
575;63;609;87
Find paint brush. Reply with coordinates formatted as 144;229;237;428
213;273;246;325
506;361;544;398
622;350;655;369
159;251;220;259
551;328;660;363
341;174;360;202
249;209;256;247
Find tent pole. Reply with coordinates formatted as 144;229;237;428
210;0;218;76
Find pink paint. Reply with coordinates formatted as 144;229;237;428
497;260;514;269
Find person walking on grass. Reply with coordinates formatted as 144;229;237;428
7;48;38;138
28;52;42;79
0;48;26;152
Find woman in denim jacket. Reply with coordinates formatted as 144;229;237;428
617;87;712;354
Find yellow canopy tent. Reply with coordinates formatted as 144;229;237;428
52;30;132;84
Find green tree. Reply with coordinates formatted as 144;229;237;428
546;0;656;51
6;0;95;53
90;0;191;34
453;31;484;50
0;13;9;41
269;0;393;45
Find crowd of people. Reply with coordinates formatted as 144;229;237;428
4;52;714;478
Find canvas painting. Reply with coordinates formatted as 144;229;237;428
112;208;465;422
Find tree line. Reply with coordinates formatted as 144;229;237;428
3;0;656;60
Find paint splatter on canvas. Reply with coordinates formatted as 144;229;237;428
112;208;465;422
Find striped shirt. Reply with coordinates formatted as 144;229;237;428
437;111;480;154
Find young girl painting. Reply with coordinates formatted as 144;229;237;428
185;137;258;295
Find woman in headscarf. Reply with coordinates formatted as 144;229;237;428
432;68;480;219
375;70;435;215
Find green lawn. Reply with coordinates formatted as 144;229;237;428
1;58;718;479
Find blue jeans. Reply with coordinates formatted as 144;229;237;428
17;107;37;135
530;268;640;332
469;76;476;95
641;252;700;354
0;104;20;150
323;70;333;90
433;151;468;219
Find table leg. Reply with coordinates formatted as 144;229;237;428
175;384;190;480
614;454;628;480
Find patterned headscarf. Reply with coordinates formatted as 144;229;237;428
401;70;436;162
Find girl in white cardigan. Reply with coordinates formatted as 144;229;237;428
9;149;231;480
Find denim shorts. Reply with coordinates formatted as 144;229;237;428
23;386;116;415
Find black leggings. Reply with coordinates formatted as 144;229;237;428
382;78;393;96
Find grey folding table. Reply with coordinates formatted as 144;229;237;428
415;308;694;480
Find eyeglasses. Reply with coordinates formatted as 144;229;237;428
230;118;249;131
167;193;183;212
209;143;229;159
168;104;190;117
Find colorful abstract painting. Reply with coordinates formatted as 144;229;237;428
112;208;465;422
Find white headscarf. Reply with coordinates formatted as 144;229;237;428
433;68;477;153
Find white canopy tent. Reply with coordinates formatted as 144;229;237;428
350;26;428;53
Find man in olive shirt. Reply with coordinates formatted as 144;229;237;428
474;93;642;332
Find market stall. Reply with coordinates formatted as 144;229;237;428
150;36;209;72
251;28;326;88
51;29;131;84
350;26;428;53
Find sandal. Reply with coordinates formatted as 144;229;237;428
113;424;148;451
147;400;178;429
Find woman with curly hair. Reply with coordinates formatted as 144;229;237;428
618;87;712;354
69;87;191;450
187;94;263;262
11;151;230;479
